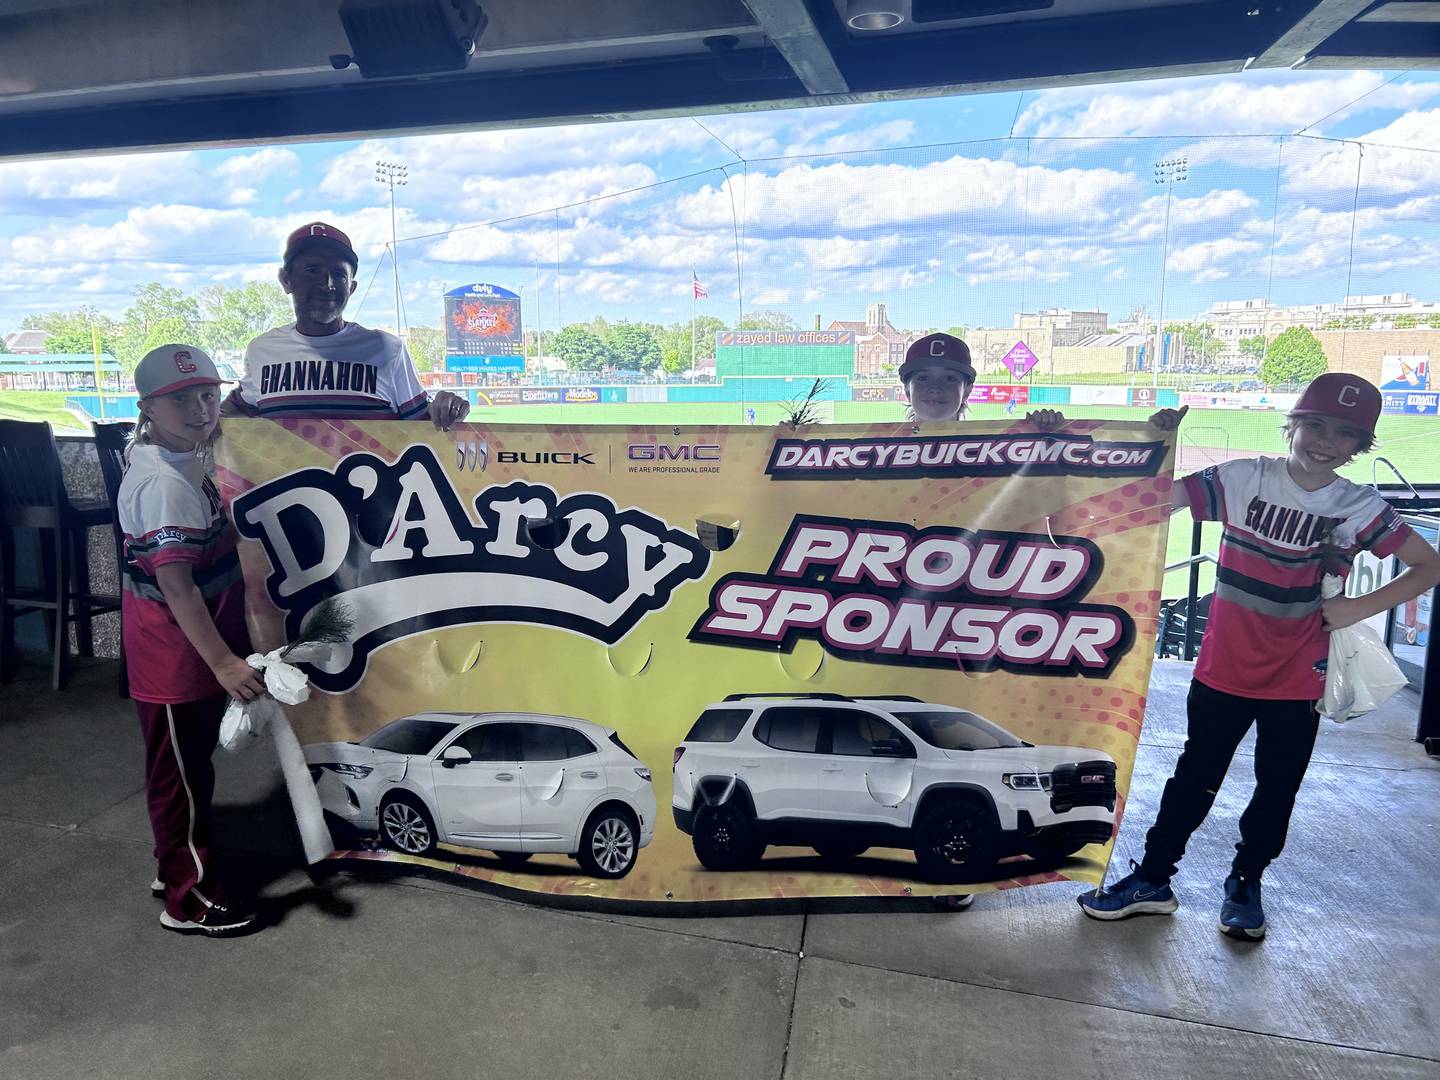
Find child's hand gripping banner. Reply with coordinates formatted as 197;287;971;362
215;418;1176;903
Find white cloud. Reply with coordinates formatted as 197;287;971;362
214;148;301;184
1167;237;1263;276
782;120;918;158
0;150;210;211
674;154;1138;234
1016;72;1440;139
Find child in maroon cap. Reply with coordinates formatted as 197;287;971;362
899;332;1064;428
1079;372;1440;939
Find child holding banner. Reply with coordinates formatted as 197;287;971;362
119;345;266;938
1079;374;1440;940
904;332;1062;911
900;332;1063;428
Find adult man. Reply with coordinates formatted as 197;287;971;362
224;222;469;428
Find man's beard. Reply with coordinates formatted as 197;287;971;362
302;300;345;324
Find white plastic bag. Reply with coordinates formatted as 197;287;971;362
218;645;334;865
1319;575;1408;723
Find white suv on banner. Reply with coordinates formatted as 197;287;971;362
672;695;1116;882
305;712;656;879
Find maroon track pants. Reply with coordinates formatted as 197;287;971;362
135;694;231;921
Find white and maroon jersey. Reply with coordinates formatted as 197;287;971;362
1182;455;1412;701
117;444;249;704
229;322;430;420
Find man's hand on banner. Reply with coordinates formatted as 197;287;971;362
1026;409;1067;431
429;390;471;430
1148;405;1189;431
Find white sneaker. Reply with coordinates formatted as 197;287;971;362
159;904;260;938
150;878;165;899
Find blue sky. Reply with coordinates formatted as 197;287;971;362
3;68;1439;338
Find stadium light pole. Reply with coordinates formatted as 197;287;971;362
375;160;408;340
1152;156;1188;389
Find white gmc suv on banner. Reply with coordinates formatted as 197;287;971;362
671;694;1116;882
305;712;656;879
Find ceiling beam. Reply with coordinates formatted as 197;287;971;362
1300;18;1440;66
832;1;1272;94
738;0;849;94
0;0;1311;159
1250;0;1376;69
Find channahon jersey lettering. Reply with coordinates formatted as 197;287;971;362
230;322;430;420
1182;456;1412;701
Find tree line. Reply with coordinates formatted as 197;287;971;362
10;280;1344;388
11;281;808;377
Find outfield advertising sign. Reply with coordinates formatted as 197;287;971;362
967;385;1030;405
217;419;1176;904
1382;391;1440;416
1380;355;1429;392
443;283;524;373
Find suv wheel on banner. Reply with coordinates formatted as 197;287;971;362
913;800;997;883
380;795;438;857
691;799;764;871
576;806;640;879
812;840;869;862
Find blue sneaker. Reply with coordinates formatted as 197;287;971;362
1077;860;1179;920
1218;874;1266;940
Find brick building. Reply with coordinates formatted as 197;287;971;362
827;304;918;378
1314;328;1440;387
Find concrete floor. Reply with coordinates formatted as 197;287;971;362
2;657;1437;1080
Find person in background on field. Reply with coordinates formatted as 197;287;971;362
222;222;470;429
120;344;266;938
1078;374;1440;940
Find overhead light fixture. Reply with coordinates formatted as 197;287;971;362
846;0;907;31
330;0;488;79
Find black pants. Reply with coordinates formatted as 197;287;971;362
1139;679;1320;883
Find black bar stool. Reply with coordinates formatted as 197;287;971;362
93;420;135;698
0;419;122;690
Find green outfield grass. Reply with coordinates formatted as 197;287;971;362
0;390;88;430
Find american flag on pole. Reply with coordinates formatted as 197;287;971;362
692;275;708;300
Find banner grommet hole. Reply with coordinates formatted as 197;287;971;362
522;515;570;550
696;517;741;552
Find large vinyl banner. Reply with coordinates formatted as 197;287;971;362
215;419;1176;903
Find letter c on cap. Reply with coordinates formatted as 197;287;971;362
1338;385;1359;407
930;338;946;357
173;350;197;374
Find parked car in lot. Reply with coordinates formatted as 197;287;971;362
672;694;1116;882
305;712;656;878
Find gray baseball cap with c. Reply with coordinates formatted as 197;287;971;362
134;344;226;399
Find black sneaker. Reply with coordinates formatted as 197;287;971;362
1218;874;1266;941
159;903;260;938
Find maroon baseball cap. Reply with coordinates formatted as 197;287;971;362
283;222;358;269
899;333;976;383
1289;372;1382;435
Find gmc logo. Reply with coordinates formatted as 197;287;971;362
627;444;721;462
